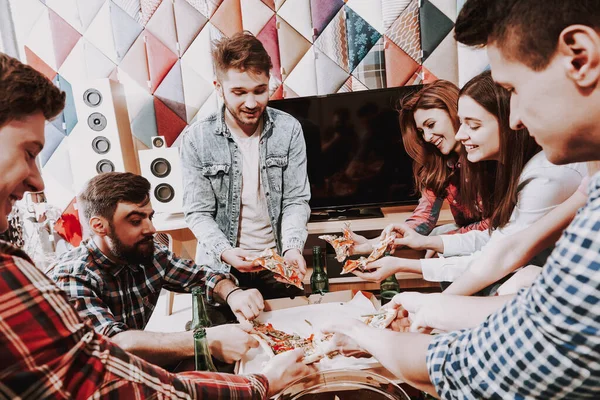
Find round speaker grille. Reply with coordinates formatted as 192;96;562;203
150;158;171;178
83;89;103;107
91;136;111;154
96;159;115;174
88;112;107;131
155;183;175;203
152;137;165;148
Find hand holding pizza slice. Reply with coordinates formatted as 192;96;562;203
341;233;396;274
244;248;304;289
318;223;354;262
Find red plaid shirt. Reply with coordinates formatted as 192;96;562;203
0;240;269;399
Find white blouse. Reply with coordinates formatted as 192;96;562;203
421;151;587;282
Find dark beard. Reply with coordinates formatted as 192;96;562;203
107;223;155;265
224;101;262;129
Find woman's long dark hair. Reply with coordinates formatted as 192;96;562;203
398;80;461;197
459;71;541;230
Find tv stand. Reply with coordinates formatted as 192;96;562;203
309;207;384;222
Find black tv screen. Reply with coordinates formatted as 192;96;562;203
268;86;422;212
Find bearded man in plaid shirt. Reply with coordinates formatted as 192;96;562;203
0;52;312;399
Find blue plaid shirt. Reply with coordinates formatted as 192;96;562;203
427;173;600;399
47;239;230;337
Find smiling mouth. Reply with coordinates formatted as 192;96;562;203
464;144;479;151
433;137;443;148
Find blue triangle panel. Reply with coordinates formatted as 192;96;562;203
345;5;382;72
40;123;66;167
131;99;159;148
56;75;78;135
110;1;144;62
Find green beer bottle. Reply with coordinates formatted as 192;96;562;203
310;246;329;295
380;251;400;305
191;287;211;330
194;328;217;372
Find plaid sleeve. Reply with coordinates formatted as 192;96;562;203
404;190;444;235
51;268;128;337
1;241;271;399
159;243;231;305
425;175;600;399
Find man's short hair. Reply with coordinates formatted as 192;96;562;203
0;53;65;127
78;172;151;224
212;31;272;79
455;0;600;70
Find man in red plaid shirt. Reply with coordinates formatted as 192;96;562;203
0;53;312;398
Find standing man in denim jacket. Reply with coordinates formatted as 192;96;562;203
180;32;310;301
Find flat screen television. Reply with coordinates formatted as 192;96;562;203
268;85;423;221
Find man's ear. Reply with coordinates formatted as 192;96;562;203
214;79;223;98
89;216;109;237
558;25;600;89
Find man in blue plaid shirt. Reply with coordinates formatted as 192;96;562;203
48;172;266;367
323;1;600;398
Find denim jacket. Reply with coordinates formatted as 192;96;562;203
180;106;311;273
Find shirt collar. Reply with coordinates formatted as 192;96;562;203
217;104;274;138
85;239;140;275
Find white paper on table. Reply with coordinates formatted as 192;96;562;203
237;292;383;374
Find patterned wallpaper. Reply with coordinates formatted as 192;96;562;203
9;0;488;211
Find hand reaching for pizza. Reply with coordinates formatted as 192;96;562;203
206;324;260;364
262;349;318;397
320;318;371;358
352;256;401;282
381;223;429;251
221;248;264;273
383;292;436;334
283;248;307;281
227;288;264;322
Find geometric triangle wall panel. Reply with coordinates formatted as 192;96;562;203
241;0;274;36
141;0;163;25
345;5;382;72
352;37;386;90
131;97;159;147
310;0;344;40
278;0;313;43
315;49;349;95
277;15;312;79
145;31;179;93
314;8;348;72
386;0;421;64
384;37;419;87
381;0;411;32
154;97;188;147
146;0;179;55
155;60;187;122
257;15;282;81
423;27;458;84
48;8;82;70
419;0;454;62
345;0;384;34
25;46;57;81
211;0;243;37
174;0;208;55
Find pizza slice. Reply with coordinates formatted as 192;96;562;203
341;234;396;274
361;308;397;329
245;249;304;289
250;321;337;365
319;223;354;262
